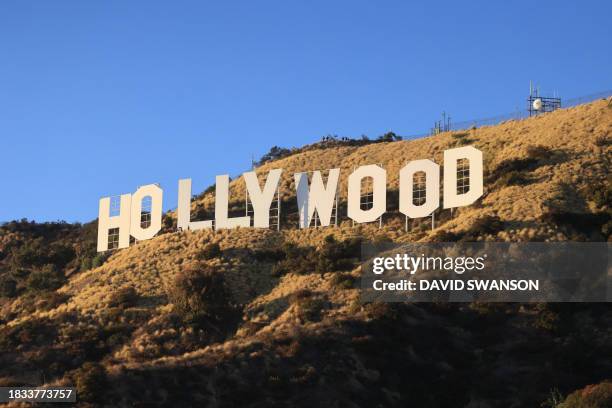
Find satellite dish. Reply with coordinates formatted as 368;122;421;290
532;98;543;111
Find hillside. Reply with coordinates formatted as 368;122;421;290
0;99;611;407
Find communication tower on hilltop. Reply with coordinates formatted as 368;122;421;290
528;82;561;116
431;111;451;135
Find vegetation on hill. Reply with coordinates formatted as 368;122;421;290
0;100;610;407
255;131;403;166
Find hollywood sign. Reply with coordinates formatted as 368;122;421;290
97;146;483;252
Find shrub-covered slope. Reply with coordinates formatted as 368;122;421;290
0;99;610;407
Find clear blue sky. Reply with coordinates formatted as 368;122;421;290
1;1;610;223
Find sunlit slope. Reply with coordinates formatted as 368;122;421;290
6;99;609;323
1;99;610;407
191;98;610;214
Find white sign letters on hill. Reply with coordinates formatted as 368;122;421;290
97;146;483;252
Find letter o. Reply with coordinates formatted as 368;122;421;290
130;184;163;241
399;159;440;218
347;164;386;223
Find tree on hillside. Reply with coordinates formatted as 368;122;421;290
256;146;292;166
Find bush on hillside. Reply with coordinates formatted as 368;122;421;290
197;242;222;260
486;145;552;185
80;257;92;271
271;243;318;276
289;290;326;322
74;362;108;402
11;240;75;270
526;144;552;160
37;292;70;312
256;146;292;166
594;135;610;147
0;277;17;298
430;229;460;242
495;170;530;187
377;132;402;142
91;253;107;268
26;264;65;291
252;248;286;262
438;215;504;242
487;157;539;184
469;215;504;235
451;131;474;146
108;286;139;308
167;264;231;324
541;183;610;240
270;237;361;276
80;252;108;271
583;175;612;209
329;272;356;289
0;317;58;352
452;131;469;139
316;235;361;273
162;214;175;230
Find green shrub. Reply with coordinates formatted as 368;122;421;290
78;243;104;272
316;235;361;273
272;243;318;276
162;214;175;230
80;257;92;271
256;146;292;166
10;239;46;267
91;253;106;268
271;237;361;276
26;264;65;291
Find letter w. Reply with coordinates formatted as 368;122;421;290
294;169;340;228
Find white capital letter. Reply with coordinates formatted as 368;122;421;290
443;146;483;209
177;179;213;231
130;184;163;241
294;169;340;228
244;169;282;228
97;194;131;252
347;165;386;223
399;159;440;218
215;174;250;229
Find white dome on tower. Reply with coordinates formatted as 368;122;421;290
532;98;543;111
